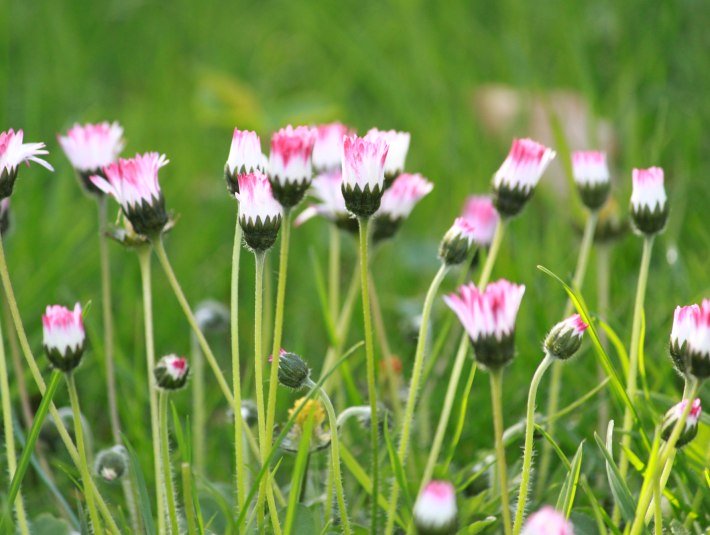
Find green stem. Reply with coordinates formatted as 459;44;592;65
358;217;379;535
478;219;506;289
137;247;167;535
190;334;205;475
653;470;662;535
66;374;104;535
329;225;340;322
254;252;268;534
490;369;512;535
384;263;449;535
284;411;315;535
513;353;554;535
181;463;198;535
159;391;180;535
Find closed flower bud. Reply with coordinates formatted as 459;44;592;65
372;173;433;242
521;506;574;535
94;445;129;484
237;172;283;252
276;350;311;390
341;134;389;218
438;217;476;266
661;398;701;448
461;195;499;248
669;304;699;375
154;354;190;390
366;129;410;188
91;152;170;237
630;167;668;235
0;129;54;199
444;280;525;370
58;122;124;195
687;299;710;380
225;129;267;196
544;314;588;360
572;151;610;210
492;138;555;218
43;303;86;373
0;198;10;236
312;123;352;174
413;480;458;535
268;125;316;208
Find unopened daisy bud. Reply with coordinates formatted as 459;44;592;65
572;151;610;210
312;123;351;173
268;125;316;208
669;304;699;375
154;354;190;390
0;198;10;236
661;398;701;448
461;195;499;247
43;304;86;373
630;167;668;235
367;129;410;188
58;122;124;195
194;300;230;333
91;152;169;237
237;172;283;252
225;129;266;196
373;173;433;241
687;299;710;380
94;445;129;484
0;129;54;199
413;480;458;535
341;134;389;218
492;138;555;218
438;217;476;266
544;314;588;360
444;280;525;370
277;350;311;390
521;506;574;535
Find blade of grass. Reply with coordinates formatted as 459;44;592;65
283;412;314;534
309;248;338;346
123;436;156;535
383;412;412;511
555;441;584;518
594;422;636;523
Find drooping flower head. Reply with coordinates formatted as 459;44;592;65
237;172;283;252
58;122;124;195
372;173;433;242
687;299;710;380
43;303;85;373
412;480;458;535
661;398;702;448
572;150;610;210
341;134;389;218
225;129;267;196
0;129;54;199
630;167;668;235
491;138;555;218
669;304;700;375
545;314;588;360
154;354;190;390
312;122;352;173
0;198;10;236
268;125;316;208
521;506;574;535
366;128;410;187
94;445;129;484
294;170;357;233
461;195;499;247
91;152;169;236
444;280;526;369
438;217;477;266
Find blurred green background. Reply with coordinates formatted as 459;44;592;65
2;0;709;525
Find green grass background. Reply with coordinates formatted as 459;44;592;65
2;0;709;527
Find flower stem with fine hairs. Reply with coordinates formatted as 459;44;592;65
513;353;554;534
181;462;198;535
159;391;181;535
490;368;513;535
329;224;340;321
66;373;104;535
384;263;449;535
358;216;380;535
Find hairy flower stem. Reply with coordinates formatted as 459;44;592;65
490;368;513;535
66;373;104;535
358;216;379;535
0;235;120;533
329;225;341;321
190;334;205;474
159;391;181;535
513;353;554;534
384;263;449;535
181;462;198;535
537;210;598;497
0;316;30;535
137;247;167;535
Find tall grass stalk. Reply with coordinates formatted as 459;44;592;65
490;367;513;535
159;391;181;534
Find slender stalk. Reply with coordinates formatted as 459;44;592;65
384;263;449;534
645;452;674;524
3;299;32;429
66;374;103;535
358;216;380;535
653;470;662;535
181;463;198;535
370;272;401;420
478;219;506;289
537;211;598;496
284;411;315;535
329;225;340;321
159;391;180;535
190;334;205;474
137;247;167;535
490;368;512;535
595;244;611;480
0;315;30;535
513;353;554;534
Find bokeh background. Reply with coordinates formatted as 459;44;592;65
2;0;709;527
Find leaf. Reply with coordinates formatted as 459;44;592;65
383;412;413;511
443;359;476;468
597;319;629;376
459;516;496;534
31;513;73;535
123;436;156;535
593;422;636;522
555;441;584;518
309;248;338;347
638;310;651;401
283;412;315;534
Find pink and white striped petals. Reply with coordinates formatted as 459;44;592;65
670;304;700;373
366;128;410;182
312;123;352;173
225;129;267;195
413;480;458;535
43;303;85;372
521;506;574;535
237;172;283;252
662;398;702;448
376;173;433;220
545;314;588;360
438;217;477;265
461;195;499;247
58;122;124;173
341;134;389;217
0;129;54;199
154;354;190;390
630;167;668;235
269;125;316;186
687;299;710;379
